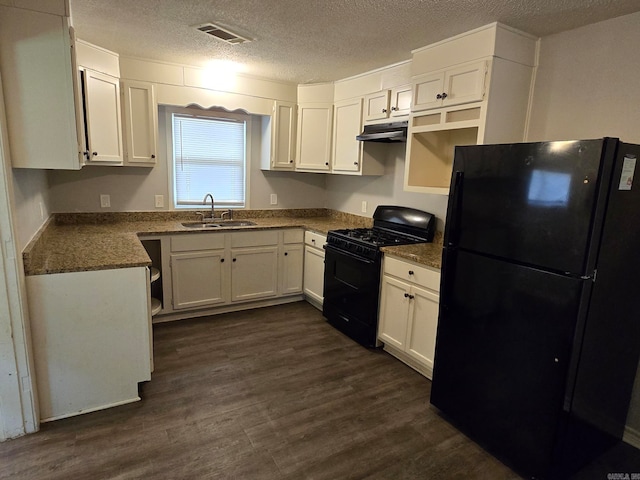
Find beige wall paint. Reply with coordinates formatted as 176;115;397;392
324;144;449;230
528;11;640;440
527;11;640;144
48;106;327;213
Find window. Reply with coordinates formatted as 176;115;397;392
171;110;248;208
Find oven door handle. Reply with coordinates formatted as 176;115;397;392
324;244;377;265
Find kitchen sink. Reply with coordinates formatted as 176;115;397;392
181;220;256;229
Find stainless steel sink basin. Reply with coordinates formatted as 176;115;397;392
181;220;256;229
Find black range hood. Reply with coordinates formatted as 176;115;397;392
356;120;408;143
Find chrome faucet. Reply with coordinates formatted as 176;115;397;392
202;193;215;220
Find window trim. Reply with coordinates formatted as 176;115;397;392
164;105;252;210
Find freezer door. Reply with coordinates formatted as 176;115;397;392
431;249;587;478
446;139;614;275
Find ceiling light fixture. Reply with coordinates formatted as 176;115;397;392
193;23;252;45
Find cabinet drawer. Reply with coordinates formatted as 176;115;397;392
304;230;327;248
384;256;440;292
231;230;278;248
283;229;304;244
171;233;225;252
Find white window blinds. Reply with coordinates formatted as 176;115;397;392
172;113;246;207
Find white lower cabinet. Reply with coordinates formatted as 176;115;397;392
231;246;279;302
303;231;326;309
378;255;440;379
281;244;304;295
171;250;228;309
26;267;152;421
163;229;303;317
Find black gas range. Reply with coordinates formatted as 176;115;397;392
323;206;435;347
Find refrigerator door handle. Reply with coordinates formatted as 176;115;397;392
445;171;465;247
580;269;597;282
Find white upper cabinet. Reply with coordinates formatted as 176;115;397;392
331;97;386;176
332;98;363;173
363;90;390;122
404;23;538;195
363;85;411;122
80;68;123;164
121;80;157;166
271;101;297;170
0;5;80;169
75;40;123;165
412;60;487;112
390;85;412;117
411;72;446;112
295;103;333;172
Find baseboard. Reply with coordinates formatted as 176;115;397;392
382;343;433;380
303;295;323;311
152;295;304;323
623;425;640;449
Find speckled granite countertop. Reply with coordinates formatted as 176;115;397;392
23;209;374;276
381;232;444;270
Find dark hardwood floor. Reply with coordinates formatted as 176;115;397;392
1;301;638;479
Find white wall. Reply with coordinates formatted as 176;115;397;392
48;106;327;213
527;11;640;144
324;144;449;230
527;11;640;440
12;169;50;250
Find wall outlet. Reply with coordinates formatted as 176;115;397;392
100;194;111;208
38;201;44;221
361;200;367;213
155;195;164;208
270;193;278;205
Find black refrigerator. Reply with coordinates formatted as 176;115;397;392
430;138;640;479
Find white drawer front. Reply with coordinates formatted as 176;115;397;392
384;255;440;292
171;233;225;252
283;229;304;244
304;230;327;248
231;230;279;248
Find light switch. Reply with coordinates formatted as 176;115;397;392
361;201;367;213
270;194;278;205
100;194;111;208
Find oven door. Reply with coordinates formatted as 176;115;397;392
322;244;381;346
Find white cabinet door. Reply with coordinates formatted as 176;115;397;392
0;7;80;169
231;246;279;302
171;250;227;309
363;90;391;122
296;103;333;171
390;85;412;117
122;80;157;166
405;284;440;371
272;101;296;169
412;71;445;112
82;69;123;164
281;244;304;295
441;60;487;107
378;275;411;350
412;61;487;112
332;98;363;173
303;244;325;307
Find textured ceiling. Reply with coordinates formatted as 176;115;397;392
69;0;640;84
